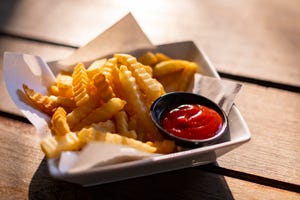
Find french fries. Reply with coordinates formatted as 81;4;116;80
22;52;199;158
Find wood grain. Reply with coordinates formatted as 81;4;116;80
225;177;300;200
218;81;300;185
0;0;299;86
0;116;42;199
0;116;298;199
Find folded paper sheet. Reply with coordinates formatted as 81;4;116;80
3;13;242;173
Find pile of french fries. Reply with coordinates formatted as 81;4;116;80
22;52;199;158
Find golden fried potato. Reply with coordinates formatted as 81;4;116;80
114;111;137;139
23;84;58;115
91;72;115;103
67;103;95;130
51;107;70;136
118;65;163;142
153;60;187;77
177;62;198;91
154;52;170;63
56;73;73;98
86;58;107;79
22;52;202;158
40;132;82;158
137;51;158;66
149;140;176;154
73;97;126;131
115;54;165;107
72;63;90;106
78;127;157;153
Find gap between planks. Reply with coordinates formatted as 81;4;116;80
1;31;300;94
199;164;300;193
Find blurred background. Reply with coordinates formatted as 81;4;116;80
1;0;299;86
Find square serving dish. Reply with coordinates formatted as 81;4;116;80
44;41;251;186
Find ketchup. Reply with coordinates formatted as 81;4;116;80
162;104;222;140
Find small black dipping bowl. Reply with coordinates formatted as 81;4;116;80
150;92;229;148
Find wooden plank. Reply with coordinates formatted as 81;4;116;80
0;0;299;86
218;81;300;185
225;177;300;200
0;116;42;199
0;116;299;199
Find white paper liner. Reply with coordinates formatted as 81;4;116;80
59;142;159;173
193;74;242;115
3;13;242;173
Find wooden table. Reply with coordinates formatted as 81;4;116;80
0;0;299;199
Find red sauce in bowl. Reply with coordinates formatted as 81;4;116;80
162;104;222;140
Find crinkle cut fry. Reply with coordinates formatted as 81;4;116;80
115;54;165;107
51;107;70;136
22;84;58;115
78;127;157;153
55;73;73;98
40;132;82;158
72;97;126;131
72;63;90;106
114;110;137;139
118;65;163;142
92;72;115;103
98;57;117;84
66;102;95;131
115;53;153;75
86;58;107;80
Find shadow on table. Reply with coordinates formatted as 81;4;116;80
29;158;234;200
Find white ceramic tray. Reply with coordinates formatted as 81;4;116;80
44;41;251;186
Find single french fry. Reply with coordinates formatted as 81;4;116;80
137;51;158;66
23;84;58;115
155;52;170;63
51;107;70;136
78;127;157;153
177;62;198;91
153;60;188;77
72;63;90;106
